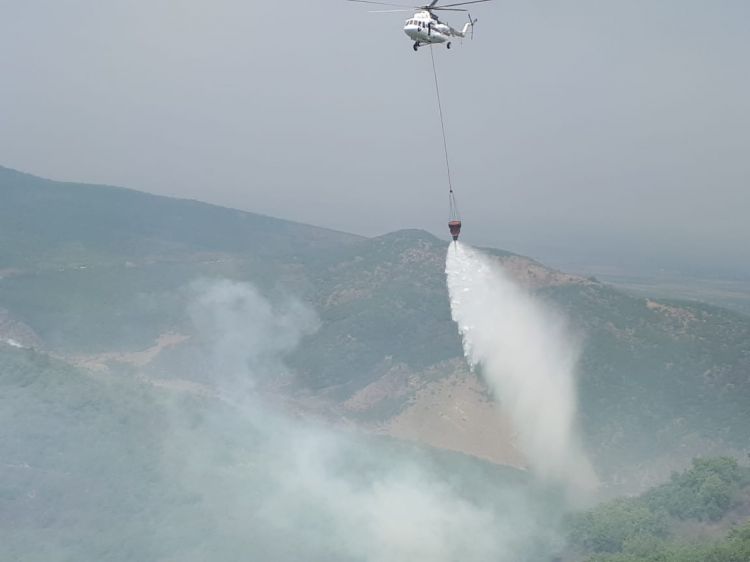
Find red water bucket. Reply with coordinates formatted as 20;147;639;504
448;220;462;241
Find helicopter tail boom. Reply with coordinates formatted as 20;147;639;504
454;14;477;37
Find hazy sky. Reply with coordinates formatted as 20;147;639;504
1;0;748;274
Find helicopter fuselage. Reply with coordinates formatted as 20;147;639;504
404;12;449;44
403;10;469;49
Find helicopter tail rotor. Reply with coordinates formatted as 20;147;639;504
468;13;478;39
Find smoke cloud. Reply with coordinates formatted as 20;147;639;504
186;278;319;392
446;243;597;496
160;279;559;561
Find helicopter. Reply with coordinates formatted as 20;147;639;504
347;0;491;51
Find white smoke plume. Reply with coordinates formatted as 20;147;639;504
161;279;558;561
446;243;597;496
186;278;319;392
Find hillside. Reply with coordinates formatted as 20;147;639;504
1;165;749;488
0;343;551;562
0;164;361;350
0;166;362;267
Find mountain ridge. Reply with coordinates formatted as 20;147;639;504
2;166;749;489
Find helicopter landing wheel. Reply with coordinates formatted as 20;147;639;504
413;42;419;51
447;42;452;49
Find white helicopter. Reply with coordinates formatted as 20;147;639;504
348;0;491;51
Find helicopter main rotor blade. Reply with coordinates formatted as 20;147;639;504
436;0;493;7
368;8;413;12
430;7;468;11
347;0;418;8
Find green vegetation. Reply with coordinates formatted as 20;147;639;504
567;498;669;554
644;457;748;522
566;457;750;561
583;523;750;562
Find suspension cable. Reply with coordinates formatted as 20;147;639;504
429;45;459;220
